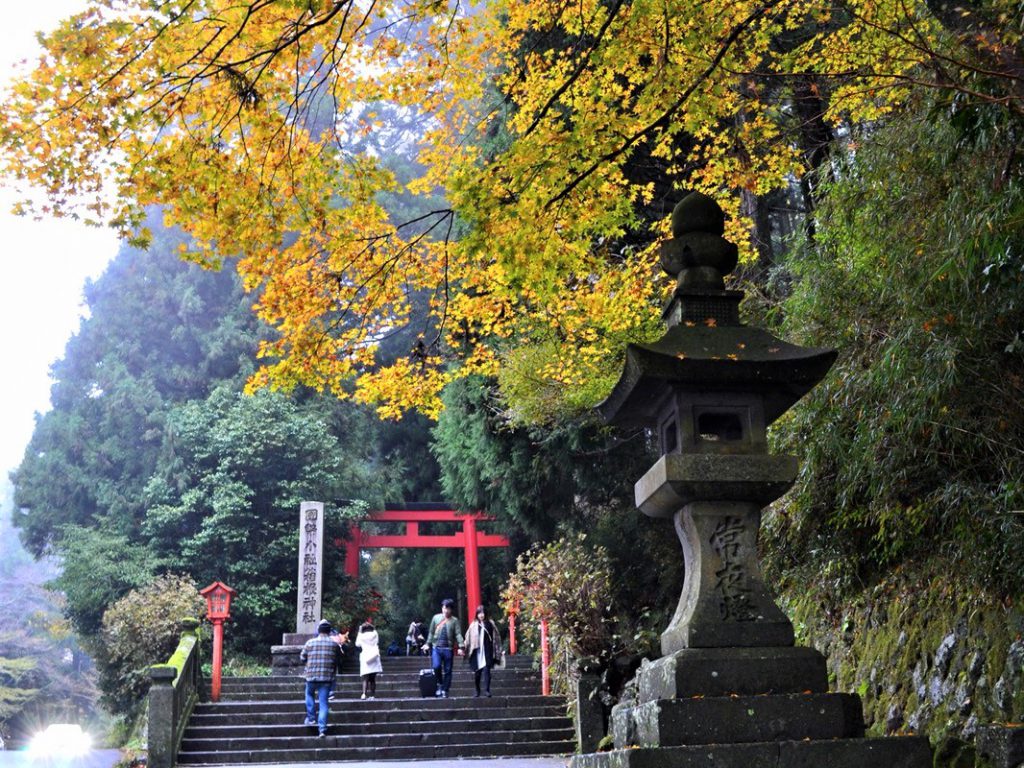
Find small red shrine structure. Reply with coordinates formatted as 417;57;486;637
341;506;510;626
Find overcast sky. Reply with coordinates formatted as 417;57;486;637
0;3;120;476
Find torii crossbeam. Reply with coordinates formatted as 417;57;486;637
342;507;510;624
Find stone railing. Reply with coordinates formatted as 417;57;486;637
148;618;202;768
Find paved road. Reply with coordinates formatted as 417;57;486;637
0;751;570;768
256;759;569;768
0;751;122;768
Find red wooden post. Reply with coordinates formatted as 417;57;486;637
463;517;481;623
508;611;518;655
344;526;361;577
540;619;550;695
210;619;224;702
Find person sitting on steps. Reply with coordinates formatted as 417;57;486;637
425;598;463;698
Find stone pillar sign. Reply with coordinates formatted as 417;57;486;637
296;501;324;635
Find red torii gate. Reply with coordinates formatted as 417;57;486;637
342;507;510;625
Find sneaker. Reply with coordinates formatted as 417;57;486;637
435;690;443;698
485;691;492;697
328;691;335;701
360;693;366;699
318;731;326;739
440;691;448;698
303;719;315;726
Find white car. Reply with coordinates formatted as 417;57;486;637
27;724;92;760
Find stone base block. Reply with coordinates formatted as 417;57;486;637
638;647;828;702
270;645;303;676
626;693;864;748
571;735;931;768
576;673;605;754
282;633;314;645
977;724;1024;768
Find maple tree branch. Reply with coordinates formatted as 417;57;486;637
315;209;454;334
544;0;784;210
428;211;455;351
520;0;627;138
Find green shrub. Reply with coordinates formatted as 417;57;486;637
502;534;619;696
93;574;205;716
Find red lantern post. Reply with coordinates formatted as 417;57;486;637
540;619;550;696
507;598;519;656
199;582;237;703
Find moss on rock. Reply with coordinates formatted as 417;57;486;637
777;558;1024;746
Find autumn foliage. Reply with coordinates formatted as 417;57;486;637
1;0;1020;419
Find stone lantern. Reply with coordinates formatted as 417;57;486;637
599;191;835;658
571;193;931;768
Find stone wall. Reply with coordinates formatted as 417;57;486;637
777;560;1024;747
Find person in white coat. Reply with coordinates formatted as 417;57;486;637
355;622;383;699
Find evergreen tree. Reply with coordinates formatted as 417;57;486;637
13;218;260;557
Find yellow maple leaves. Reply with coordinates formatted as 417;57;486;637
0;0;991;422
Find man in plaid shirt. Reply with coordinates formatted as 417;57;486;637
300;619;343;737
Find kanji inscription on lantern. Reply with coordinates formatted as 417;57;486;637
711;516;757;621
296;501;324;635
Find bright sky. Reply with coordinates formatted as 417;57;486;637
0;3;120;477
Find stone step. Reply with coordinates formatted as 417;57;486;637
216;683;540;701
183;714;573;740
186;704;569;720
220;668;538;688
622;692;865;747
217;682;541;696
188;702;568;727
221;678;539;693
177;738;575;764
271;651;533;663
194;693;556;715
223;671;537;685
271;649;535;676
181;724;575;752
571;736;932;768
179;655;564;766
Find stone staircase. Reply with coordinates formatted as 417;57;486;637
177;655;575;764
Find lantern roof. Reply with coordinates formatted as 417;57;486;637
598;324;836;429
200;581;237;597
598;192;836;429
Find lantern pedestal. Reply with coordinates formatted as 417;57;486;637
636;645;828;701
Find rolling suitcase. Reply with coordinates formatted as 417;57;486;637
419;668;437;697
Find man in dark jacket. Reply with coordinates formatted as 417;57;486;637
300;619;343;736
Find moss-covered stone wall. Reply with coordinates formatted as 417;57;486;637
777;560;1024;744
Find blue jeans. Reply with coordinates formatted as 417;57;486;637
432;646;454;693
305;680;331;733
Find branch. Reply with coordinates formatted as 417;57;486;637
543;0;784;210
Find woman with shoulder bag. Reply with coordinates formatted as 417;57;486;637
463;605;502;697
